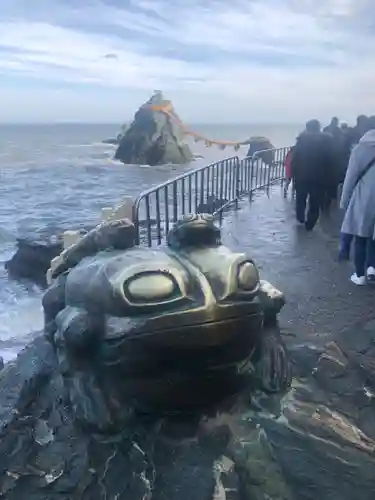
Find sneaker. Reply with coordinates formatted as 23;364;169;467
367;266;375;284
350;273;366;285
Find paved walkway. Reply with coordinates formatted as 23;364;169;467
221;185;375;343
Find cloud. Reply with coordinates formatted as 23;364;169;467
0;0;373;123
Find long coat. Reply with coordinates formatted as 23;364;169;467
340;129;375;238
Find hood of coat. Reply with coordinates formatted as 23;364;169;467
359;129;375;145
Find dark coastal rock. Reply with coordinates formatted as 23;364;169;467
101;138;118;145
0;330;292;500
246;137;275;166
4;220;158;287
5;237;64;287
102;124;129;145
115;91;193;166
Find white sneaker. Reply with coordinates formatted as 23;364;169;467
367;266;375;284
350;273;366;285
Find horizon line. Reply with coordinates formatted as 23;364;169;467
0;121;305;126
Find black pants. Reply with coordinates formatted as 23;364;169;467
321;183;338;212
295;181;322;229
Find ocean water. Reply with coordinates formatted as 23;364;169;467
0;123;300;362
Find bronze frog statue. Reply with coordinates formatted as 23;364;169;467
41;214;289;430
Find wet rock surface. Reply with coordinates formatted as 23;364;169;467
5;220;151;288
0;328;291;500
2;320;375;500
5;237;64;287
115;92;193;166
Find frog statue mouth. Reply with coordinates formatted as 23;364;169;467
43;215;285;422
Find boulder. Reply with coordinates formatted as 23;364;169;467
101;138;118;145
5;237;64;288
4;219;160;287
246;136;275;166
114;91;193;166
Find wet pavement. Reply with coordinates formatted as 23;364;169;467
221;185;375;342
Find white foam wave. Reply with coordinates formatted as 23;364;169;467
0;287;44;362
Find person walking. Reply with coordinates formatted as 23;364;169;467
291;119;337;231
323;116;342;138
322;117;345;211
349;115;369;147
283;146;295;197
340;117;375;285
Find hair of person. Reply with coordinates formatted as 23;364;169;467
357;114;368;124
305;119;320;132
367;115;375;130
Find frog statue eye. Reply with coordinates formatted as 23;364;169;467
237;261;259;291
124;271;181;304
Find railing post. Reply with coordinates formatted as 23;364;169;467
234;156;240;207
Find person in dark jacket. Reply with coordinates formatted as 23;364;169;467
321;117;345;210
323;116;342;138
349;115;369;147
291;119;337;230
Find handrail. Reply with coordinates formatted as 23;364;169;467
47;146;290;281
132;146;290;246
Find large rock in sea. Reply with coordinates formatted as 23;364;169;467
5;236;64;287
246;136;275;166
114;91;193;166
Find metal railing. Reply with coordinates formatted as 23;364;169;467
132;146;290;246
47;146;290;281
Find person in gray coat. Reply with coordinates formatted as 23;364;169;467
340;119;375;285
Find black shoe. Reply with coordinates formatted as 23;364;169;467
305;221;315;231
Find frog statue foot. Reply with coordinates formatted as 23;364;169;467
0;214;292;500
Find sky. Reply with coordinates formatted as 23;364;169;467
0;0;373;124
